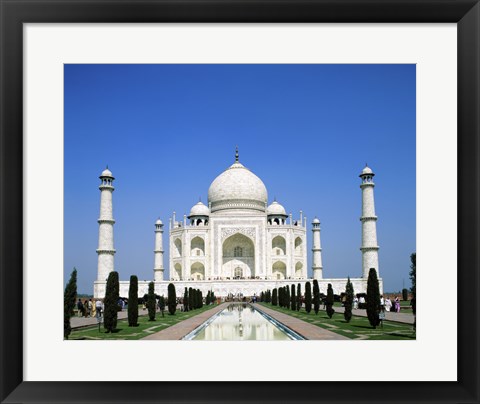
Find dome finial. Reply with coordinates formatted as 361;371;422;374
235;145;239;162
199;196;202;202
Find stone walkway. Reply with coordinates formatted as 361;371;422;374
70;309;149;329
331;306;414;324
142;303;229;340
254;304;349;340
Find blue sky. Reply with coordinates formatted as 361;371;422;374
64;64;416;294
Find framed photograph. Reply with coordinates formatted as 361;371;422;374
1;1;479;403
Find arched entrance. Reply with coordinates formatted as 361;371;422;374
222;233;255;279
191;262;205;280
295;262;303;278
272;261;286;280
191;236;205;256
172;263;182;280
272;235;286;255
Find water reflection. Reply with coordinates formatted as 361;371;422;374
192;304;293;340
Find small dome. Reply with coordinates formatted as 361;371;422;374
312;217;320;224
267;201;287;216
155;219;163;225
361;165;373;175
189;201;210;217
100;168;113;178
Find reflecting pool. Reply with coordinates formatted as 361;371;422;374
182;304;304;341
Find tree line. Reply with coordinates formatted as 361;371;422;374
260;269;384;328
64;270;216;338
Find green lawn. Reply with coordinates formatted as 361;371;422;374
259;303;415;340
68;305;217;340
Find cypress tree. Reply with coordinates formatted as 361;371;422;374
199;290;203;308
409;252;416;297
206;290;211;305
313;279;320;315
296;283;301;311
147;281;156;321
326;283;335;318
272;288;278;306
192;289;196;308
128;275;139;326
366;268;381;328
291;284;296;311
344;277;354;323
211;290;216;304
194;289;200;309
305;281;312;314
158;295;166;317
168;283;177;315
278;288;283;307
104;271;119;332
183;287;189;312
286;285;290;309
63;268;77;339
188;287;194;311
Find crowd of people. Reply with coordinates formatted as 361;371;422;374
76;298;104;318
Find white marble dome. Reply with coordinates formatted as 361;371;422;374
267;201;287;216
208;161;268;213
100;168;113;177
361;165;373;175
155;219;163;225
312;217;320;224
189;201;210;217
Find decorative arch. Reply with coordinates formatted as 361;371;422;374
272;235;286;255
173;263;182;280
272;261;286;280
294;237;303;255
191;262;205;281
174;238;182;257
222;233;255;278
190;236;205;256
234;267;243;279
295;262;303;278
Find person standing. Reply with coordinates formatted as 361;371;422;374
77;299;84;317
88;299;93;317
91;299;97;318
385;297;392;312
379;306;386;328
84;299;89;317
394;296;400;313
95;299;103;318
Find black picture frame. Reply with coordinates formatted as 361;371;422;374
1;1;479;403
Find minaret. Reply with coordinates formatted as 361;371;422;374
153;219;164;281
312;217;323;279
359;165;379;278
96;167;116;282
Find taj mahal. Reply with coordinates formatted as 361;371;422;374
93;148;383;299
